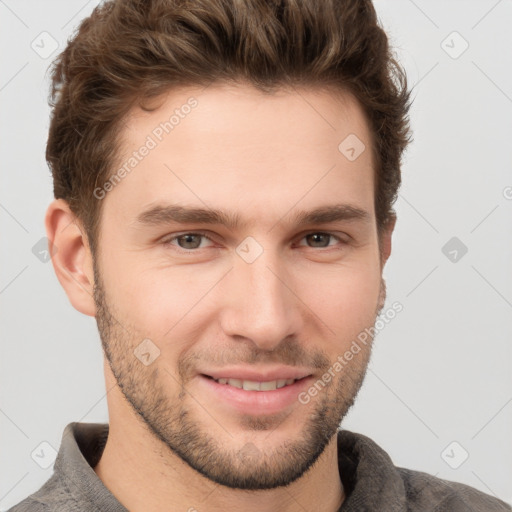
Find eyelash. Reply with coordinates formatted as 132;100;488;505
161;231;348;253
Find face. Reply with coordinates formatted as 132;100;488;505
92;83;389;490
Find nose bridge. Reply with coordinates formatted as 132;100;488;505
220;244;301;349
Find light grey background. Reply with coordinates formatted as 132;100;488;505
1;0;511;508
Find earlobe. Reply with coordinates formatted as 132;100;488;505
45;199;96;317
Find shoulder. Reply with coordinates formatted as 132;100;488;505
336;429;511;511
7;497;48;512
6;474;78;512
396;466;512;511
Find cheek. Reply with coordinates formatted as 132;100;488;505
297;260;381;336
107;265;221;339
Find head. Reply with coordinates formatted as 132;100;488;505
46;0;411;491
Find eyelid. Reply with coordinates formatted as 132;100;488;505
296;229;350;241
161;230;217;249
294;230;349;247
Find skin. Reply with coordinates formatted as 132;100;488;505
46;82;395;512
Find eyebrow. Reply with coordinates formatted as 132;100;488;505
134;203;371;231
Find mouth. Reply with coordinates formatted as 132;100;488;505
198;373;314;415
202;374;306;391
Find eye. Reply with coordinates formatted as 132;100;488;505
296;232;346;249
162;231;215;251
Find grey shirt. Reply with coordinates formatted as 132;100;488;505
8;422;511;511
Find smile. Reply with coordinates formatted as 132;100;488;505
209;377;299;391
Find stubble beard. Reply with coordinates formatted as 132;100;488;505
93;263;379;490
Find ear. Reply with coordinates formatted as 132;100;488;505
376;214;396;315
379;213;396;270
45;199;96;317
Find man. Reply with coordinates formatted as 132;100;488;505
9;0;511;510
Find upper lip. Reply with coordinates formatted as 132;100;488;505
201;366;313;382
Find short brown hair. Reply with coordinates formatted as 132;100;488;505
47;0;412;257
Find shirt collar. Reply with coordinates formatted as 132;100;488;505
56;422;406;511
336;428;406;511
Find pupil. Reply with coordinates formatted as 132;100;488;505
308;233;329;247
179;234;201;249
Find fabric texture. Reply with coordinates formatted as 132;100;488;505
8;422;511;511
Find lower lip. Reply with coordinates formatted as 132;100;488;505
198;375;313;415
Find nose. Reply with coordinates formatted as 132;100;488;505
218;251;304;352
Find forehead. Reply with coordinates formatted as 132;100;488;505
104;83;375;229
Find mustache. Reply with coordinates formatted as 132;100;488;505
178;341;331;381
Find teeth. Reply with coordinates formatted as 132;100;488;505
242;380;260;391
228;378;243;389
260;380;277;391
277;379;287;389
214;377;297;390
